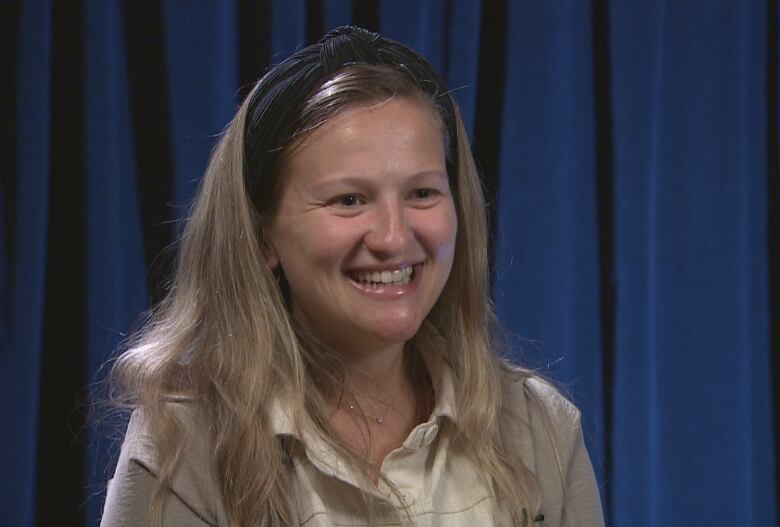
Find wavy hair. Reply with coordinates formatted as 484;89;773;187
108;26;543;526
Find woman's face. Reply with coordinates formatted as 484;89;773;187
265;96;457;356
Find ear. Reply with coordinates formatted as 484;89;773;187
262;239;280;270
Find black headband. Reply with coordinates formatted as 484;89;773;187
242;26;459;214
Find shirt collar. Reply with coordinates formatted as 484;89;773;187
265;347;470;499
267;345;459;439
267;392;297;437
418;344;458;424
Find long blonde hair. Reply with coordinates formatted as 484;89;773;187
109;26;543;526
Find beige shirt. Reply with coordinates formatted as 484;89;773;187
101;352;604;526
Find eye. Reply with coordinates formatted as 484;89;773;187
410;188;438;200
331;194;364;207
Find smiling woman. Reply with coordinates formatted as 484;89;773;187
100;27;604;527
266;97;456;356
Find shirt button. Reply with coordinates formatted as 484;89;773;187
422;424;439;445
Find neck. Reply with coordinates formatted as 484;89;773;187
292;307;411;395
338;341;408;398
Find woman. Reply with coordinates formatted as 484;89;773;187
101;26;604;526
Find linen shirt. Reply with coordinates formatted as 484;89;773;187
101;351;604;526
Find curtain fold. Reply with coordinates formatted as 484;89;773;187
4;1;777;525
609;0;776;524
494;0;607;487
83;1;149;523
2;1;51;524
164;2;239;205
445;0;481;136
272;0;307;59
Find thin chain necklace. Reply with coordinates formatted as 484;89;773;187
339;382;406;424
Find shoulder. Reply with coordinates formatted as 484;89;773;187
104;402;225;525
497;362;586;473
498;364;605;526
498;362;582;433
121;401;208;467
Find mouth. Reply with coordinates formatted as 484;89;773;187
346;264;419;290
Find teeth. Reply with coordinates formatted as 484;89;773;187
351;266;413;286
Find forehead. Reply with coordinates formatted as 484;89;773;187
281;97;446;181
293;93;442;146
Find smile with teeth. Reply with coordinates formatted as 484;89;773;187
349;266;414;287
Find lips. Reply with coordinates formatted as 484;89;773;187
349;265;413;286
346;264;420;291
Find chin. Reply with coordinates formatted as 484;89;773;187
368;316;425;345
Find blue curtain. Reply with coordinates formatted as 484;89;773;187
2;1;777;525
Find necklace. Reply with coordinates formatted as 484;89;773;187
339;383;406;424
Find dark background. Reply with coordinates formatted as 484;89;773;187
1;1;778;525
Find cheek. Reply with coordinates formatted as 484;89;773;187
274;217;362;275
422;205;458;261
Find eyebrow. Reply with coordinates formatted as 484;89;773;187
308;171;448;193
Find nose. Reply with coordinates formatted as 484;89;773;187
364;198;411;256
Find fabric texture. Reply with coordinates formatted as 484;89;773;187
101;351;604;526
